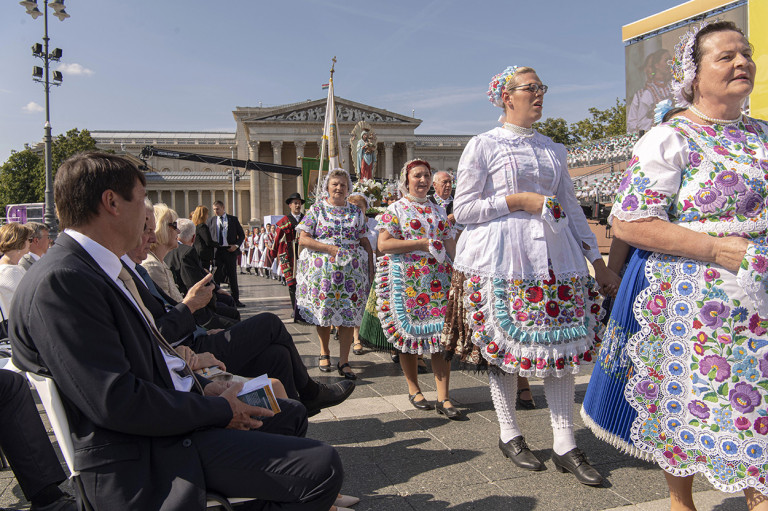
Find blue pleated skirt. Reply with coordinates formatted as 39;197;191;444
581;249;653;459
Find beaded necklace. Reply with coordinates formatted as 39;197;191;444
503;122;535;137
689;105;742;125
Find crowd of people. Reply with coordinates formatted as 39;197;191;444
566;132;640;168
0;19;766;511
573;171;625;204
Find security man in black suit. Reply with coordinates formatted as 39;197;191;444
10;152;343;510
207;200;246;307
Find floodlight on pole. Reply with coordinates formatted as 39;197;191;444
20;0;69;236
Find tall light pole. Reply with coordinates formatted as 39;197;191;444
229;145;239;217
20;0;69;234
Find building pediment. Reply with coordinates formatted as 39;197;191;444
237;98;420;126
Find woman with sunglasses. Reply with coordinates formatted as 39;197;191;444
141;202;185;302
443;66;620;484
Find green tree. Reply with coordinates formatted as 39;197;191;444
570;98;627;143
532;117;580;145
0;128;98;214
0;149;43;212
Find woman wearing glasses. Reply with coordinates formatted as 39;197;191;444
443;66;620;485
141;202;185;302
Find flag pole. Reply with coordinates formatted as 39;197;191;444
316;57;337;192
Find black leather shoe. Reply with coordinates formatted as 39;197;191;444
408;391;434;410
551;447;603;486
318;354;333;372
516;387;536;410
390;351;399;363
436;400;464;420
337;362;357;380
235;300;246;308
30;494;77;511
499;436;545;471
303;380;355;417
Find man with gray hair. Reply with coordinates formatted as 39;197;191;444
165;217;240;324
19;222;50;270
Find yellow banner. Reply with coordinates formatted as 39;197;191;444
749;0;768;119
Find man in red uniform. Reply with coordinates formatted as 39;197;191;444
270;193;304;318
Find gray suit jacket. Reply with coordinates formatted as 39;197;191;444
17;253;36;271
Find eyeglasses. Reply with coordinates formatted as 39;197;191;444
509;83;548;94
168;222;179;230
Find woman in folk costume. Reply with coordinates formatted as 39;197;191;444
256;226;268;277
442;65;620;484
375;159;463;420
296;169;373;380
590;21;768;510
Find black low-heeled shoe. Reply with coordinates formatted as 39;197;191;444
408;391;433;410
318;354;332;373
390;351;400;363
516;387;536;410
499;436;545;471
337;362;357;380
435;400;464;420
551;447;603;486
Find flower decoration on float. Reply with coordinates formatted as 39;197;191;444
670;21;709;107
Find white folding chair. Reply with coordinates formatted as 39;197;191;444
26;372;256;510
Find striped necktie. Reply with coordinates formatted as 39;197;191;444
117;267;203;393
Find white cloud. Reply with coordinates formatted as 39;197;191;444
57;63;94;76
22;102;44;113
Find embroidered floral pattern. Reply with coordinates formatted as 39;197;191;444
376;198;454;354
612;118;768;236
296;201;369;326
457;268;604;377
627;252;768;492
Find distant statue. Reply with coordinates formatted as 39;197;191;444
350;121;377;180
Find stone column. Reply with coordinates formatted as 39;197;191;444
248;141;260;224
237;190;244;223
384;142;395;180
294;140;306;196
170;191;177;212
271;141;283;215
197;190;202;208
406;141;415;162
341;142;351;175
183;190;189;218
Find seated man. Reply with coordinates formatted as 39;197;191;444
126;200;354;417
0;369;76;511
165;218;239;322
10;152;343;510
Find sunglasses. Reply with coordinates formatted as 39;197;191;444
168;222;178;230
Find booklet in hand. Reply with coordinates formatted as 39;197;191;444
237;374;281;414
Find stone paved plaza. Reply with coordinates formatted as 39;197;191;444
0;274;752;510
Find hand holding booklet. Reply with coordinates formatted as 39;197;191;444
237;374;281;414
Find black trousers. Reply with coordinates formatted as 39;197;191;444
213;249;240;301
196;399;342;511
189;313;310;399
0;369;66;500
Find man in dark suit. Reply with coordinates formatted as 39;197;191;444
128;204;354;416
166;218;240;324
10;152;343;510
207;200;246;307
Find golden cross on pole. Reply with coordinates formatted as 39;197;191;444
330;56;337;78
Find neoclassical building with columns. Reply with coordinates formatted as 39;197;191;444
92;97;471;226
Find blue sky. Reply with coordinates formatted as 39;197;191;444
1;0;682;162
